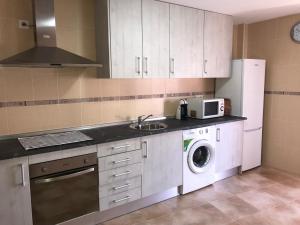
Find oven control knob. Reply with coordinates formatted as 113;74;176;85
220;106;224;111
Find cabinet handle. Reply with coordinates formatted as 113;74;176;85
216;128;220;142
113;158;131;164
113;196;131;203
113;183;130;190
170;58;175;75
142;141;148;158
204;59;208;74
19;164;26;187
143;57;148;75
113;171;131;177
135;57;141;75
112;144;130;150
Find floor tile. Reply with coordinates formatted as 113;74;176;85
210;196;258;222
237;189;285;210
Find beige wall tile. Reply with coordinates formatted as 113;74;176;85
135;79;152;95
164;97;180;117
101;100;121;124
80;68;100;98
58;68;82;99
3;68;34;102
0;69;6;102
6;106;44;134
135;99;153;117
76;28;96;61
152;98;165;117
32;68;59;100
165;79;180;94
119;79;138;96
151;78;166;95
0;108;8;135
118;100;136;121
81;102;101;126
100;79;120;97
57;103;82;129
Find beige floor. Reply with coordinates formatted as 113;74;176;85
99;167;300;225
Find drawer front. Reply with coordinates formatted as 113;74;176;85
100;187;141;211
98;139;141;157
99;163;142;186
98;150;142;172
99;176;141;197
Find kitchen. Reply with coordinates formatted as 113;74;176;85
1;0;300;225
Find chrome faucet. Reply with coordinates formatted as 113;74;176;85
137;114;153;129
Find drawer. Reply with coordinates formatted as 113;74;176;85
100;187;141;211
98;139;141;157
99;163;142;186
98;150;142;172
99;176;141;198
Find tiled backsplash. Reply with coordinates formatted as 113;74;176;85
0;67;214;135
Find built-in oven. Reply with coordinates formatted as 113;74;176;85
29;153;99;225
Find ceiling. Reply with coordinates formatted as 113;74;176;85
163;0;300;24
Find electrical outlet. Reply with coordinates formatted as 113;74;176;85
18;20;30;29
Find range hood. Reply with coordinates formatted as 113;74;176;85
0;0;102;68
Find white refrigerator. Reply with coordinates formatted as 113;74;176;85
215;59;266;171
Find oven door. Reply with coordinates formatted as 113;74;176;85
30;165;99;225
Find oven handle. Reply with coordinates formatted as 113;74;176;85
33;167;96;184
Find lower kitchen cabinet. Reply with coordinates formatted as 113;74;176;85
141;131;183;197
215;121;243;173
0;157;33;225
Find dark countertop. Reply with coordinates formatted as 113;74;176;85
0;116;246;161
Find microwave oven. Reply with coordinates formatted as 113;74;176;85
187;98;224;119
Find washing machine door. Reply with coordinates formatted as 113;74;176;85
188;140;214;174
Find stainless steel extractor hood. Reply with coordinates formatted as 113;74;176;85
0;0;102;68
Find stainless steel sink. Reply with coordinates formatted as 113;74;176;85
129;121;168;131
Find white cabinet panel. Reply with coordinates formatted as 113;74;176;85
215;121;243;173
170;5;204;78
203;11;233;78
0;157;33;225
142;0;170;77
142;131;183;197
109;0;143;78
242;129;262;171
242;60;266;130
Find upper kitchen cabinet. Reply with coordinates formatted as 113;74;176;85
203;11;233;78
170;5;204;78
96;0;170;78
142;0;170;77
96;0;143;78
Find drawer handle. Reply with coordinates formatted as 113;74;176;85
113;196;131;203
113;183;130;190
112;144;131;150
113;158;131;164
113;171;131;177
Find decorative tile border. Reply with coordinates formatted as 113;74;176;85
0;91;214;108
265;91;300;96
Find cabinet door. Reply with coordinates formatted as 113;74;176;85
170;4;204;78
142;131;183;197
109;0;143;78
142;0;170;78
203;11;233;78
0;157;32;225
215;122;243;173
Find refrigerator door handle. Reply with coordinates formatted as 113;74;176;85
245;127;262;132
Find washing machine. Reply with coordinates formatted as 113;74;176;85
180;126;216;195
